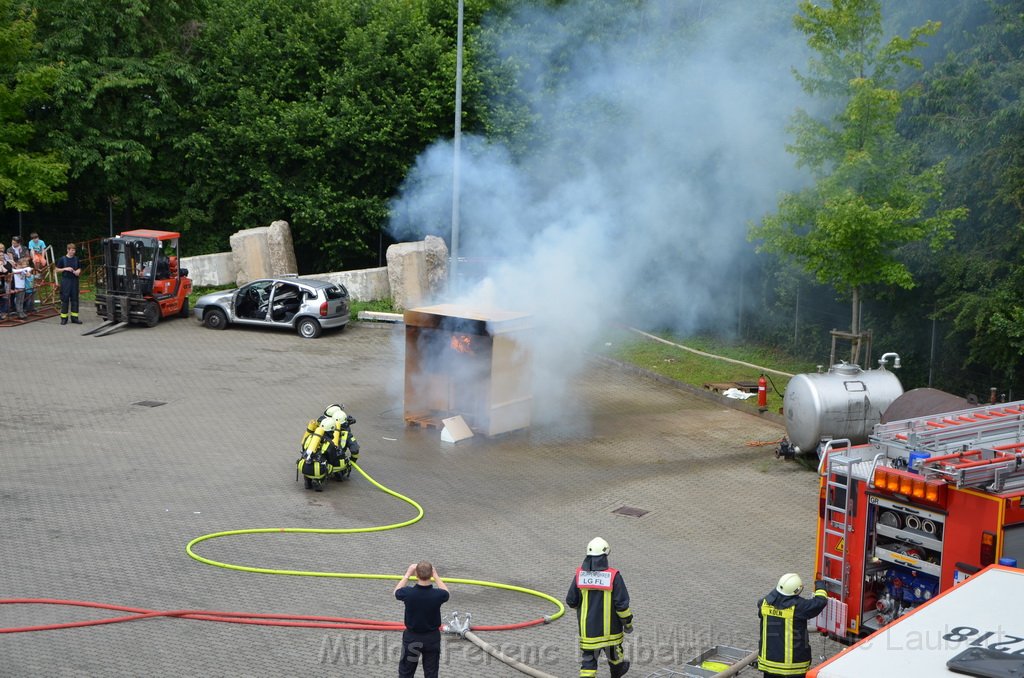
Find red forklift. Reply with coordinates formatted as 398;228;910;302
85;229;192;337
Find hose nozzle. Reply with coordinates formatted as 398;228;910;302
443;610;471;637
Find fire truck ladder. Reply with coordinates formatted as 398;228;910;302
818;439;853;637
871;401;1024;458
820;440;855;594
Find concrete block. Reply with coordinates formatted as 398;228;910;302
180;252;236;287
386;235;448;311
301;267;390;302
229;220;298;285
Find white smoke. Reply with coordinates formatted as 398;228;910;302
389;0;812;425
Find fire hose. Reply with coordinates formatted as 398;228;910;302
1;461;566;676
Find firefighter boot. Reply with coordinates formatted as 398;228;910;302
610;660;630;678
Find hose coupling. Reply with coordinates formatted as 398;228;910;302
443;611;472;637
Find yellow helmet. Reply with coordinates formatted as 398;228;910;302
586;537;610;556
776;573;803;596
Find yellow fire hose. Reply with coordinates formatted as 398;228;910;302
186;461;566;674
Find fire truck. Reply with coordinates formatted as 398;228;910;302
814;399;1024;644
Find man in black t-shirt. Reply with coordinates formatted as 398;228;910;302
394;560;450;678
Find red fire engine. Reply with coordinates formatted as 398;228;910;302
814;399;1024;643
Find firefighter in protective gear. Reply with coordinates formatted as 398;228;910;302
297;417;334;491
566;537;633;678
756;574;827;677
331;409;360;466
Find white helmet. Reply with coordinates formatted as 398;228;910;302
325;404;345;418
776;573;803;596
586;537;610;556
332;410;348;428
319;417;335;432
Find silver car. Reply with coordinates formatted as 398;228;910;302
193;277;349;338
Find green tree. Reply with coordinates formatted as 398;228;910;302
27;0;201;231
0;1;67;211
751;0;966;363
904;1;1024;381
180;0;480;270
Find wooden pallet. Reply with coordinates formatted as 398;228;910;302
404;412;445;429
703;381;758;394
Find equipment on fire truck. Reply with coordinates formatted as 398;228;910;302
808;565;1024;677
778;353;903;459
814;399;1024;645
84;229;192;337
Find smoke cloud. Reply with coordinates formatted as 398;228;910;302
389;0;813;425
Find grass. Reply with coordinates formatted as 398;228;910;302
597;329;817;415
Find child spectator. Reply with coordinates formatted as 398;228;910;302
22;262;37;314
27;232;46;269
11;257;32;319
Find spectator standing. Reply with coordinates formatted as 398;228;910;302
0;243;10;320
56;243;82;325
394;561;450;678
27;232;46;269
9;236;25;262
11;258;32;319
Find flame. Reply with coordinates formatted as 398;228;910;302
450;334;474;355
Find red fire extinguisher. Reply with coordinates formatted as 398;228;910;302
757;374;768;409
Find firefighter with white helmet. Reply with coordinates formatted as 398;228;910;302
331;409;360;466
756;573;827;677
566;537;633;678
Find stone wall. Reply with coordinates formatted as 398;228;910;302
180;220;445;306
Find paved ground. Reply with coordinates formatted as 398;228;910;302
1;311;844;677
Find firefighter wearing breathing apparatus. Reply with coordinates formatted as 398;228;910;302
323;403;360;466
566;537;633;678
756;573;827;678
297;416;335;491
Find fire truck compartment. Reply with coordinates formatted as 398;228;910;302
807;565;1024;678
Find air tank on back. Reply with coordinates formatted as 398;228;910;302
783;353;903;455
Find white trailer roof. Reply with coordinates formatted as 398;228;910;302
809;566;1024;677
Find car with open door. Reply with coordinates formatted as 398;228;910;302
193;276;349;338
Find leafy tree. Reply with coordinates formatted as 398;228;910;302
25;0;202;232
903;1;1024;381
180;0;478;271
0;0;67;211
751;0;966;363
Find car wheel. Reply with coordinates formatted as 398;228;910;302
143;301;160;327
297;317;322;339
204;308;228;330
179;298;189;318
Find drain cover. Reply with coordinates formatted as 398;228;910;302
612;506;649;518
133;400;166;408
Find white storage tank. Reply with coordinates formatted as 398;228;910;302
784;356;904;454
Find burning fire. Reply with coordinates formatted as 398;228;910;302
450;334;474;355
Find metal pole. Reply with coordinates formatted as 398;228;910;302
450;0;464;293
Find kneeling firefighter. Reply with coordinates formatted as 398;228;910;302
756;574;827;678
297;416;334;491
566;537;633;678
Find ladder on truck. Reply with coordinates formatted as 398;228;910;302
871;400;1024;458
817;439;852;638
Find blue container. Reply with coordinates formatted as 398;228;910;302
908;450;931;474
999;557;1018;568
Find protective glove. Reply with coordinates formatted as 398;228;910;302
814;579;827;591
623;623;633;634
